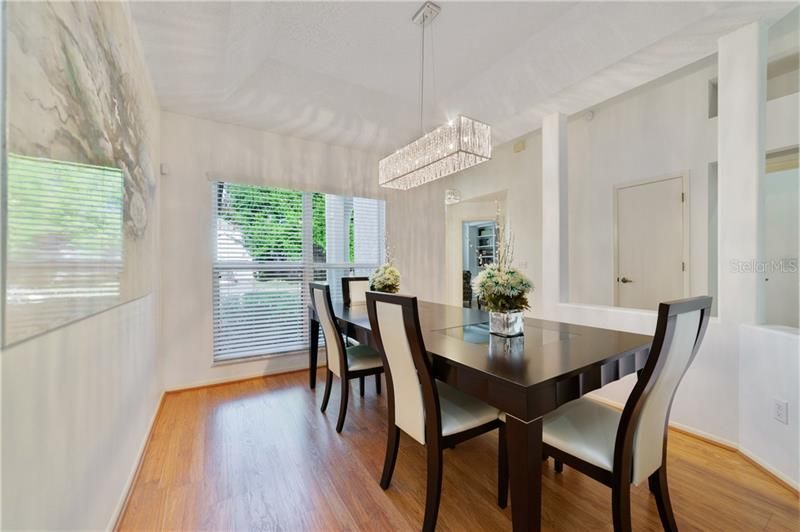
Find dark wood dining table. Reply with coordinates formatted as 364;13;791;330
308;300;652;531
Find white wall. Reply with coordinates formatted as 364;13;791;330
566;57;716;306
159;111;381;390
739;325;800;487
739;326;800;486
2;296;160;530
2;3;162;529
386;132;543;310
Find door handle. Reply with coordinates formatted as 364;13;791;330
619;277;633;284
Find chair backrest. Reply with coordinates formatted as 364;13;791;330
342;276;370;307
310;283;347;378
366;292;440;445
615;296;712;485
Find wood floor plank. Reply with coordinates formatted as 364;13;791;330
118;370;800;531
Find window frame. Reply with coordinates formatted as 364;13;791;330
211;181;384;363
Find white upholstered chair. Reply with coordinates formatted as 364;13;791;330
342;276;369;307
366;291;508;532
310;283;384;433
542;296;712;532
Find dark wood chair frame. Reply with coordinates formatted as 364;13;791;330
543;296;712;532
366;291;508;532
342;275;370;308
310;282;384;433
341;276;381;397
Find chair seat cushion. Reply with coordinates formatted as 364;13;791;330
437;381;500;437
346;344;383;371
542;397;621;472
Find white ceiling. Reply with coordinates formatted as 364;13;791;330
131;1;795;154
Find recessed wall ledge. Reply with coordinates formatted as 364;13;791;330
741;323;800;336
559;302;657;316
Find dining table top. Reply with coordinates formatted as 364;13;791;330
326;300;653;390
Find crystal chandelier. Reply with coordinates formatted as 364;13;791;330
379;2;492;190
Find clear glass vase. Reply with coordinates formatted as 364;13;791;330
489;310;524;337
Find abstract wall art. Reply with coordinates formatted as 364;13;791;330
3;1;159;344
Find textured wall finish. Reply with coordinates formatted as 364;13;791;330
158;112;380;390
130;2;794;152
7;1;160;321
2;2;161;529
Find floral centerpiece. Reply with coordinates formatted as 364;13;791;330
472;225;533;336
369;263;400;293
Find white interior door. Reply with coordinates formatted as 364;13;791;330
616;176;685;310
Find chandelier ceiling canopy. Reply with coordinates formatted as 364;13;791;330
378;2;492;190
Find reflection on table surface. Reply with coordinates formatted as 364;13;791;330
436;322;576;348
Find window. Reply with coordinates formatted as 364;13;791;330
212;182;385;362
3;154;124;345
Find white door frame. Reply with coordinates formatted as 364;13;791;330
612;172;690;307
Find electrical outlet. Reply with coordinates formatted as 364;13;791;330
773;399;789;425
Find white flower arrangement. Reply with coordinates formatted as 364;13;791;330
472;264;532;312
369;263;400;293
471;216;533;313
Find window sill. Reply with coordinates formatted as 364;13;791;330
212;347;324;368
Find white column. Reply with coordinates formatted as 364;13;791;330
541;112;569;318
718;21;767;324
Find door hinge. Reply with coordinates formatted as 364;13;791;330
681;192;685;203
682;261;685;272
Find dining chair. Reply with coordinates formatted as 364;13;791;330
310;283;385;433
341;276;381;396
342;276;370;307
366;291;508;532
541;296;712;532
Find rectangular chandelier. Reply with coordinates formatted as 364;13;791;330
379;115;491;190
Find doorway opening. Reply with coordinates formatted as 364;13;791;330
462;220;496;308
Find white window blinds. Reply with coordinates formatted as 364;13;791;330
212;182;385;362
3;154;124;345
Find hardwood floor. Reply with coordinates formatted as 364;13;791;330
118;370;799;531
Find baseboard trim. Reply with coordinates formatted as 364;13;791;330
109;391;166;531
165;357;327;394
167;367;315;394
739;446;800;495
668;421;738;452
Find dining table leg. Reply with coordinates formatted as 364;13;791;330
309;317;319;389
506;415;543;531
